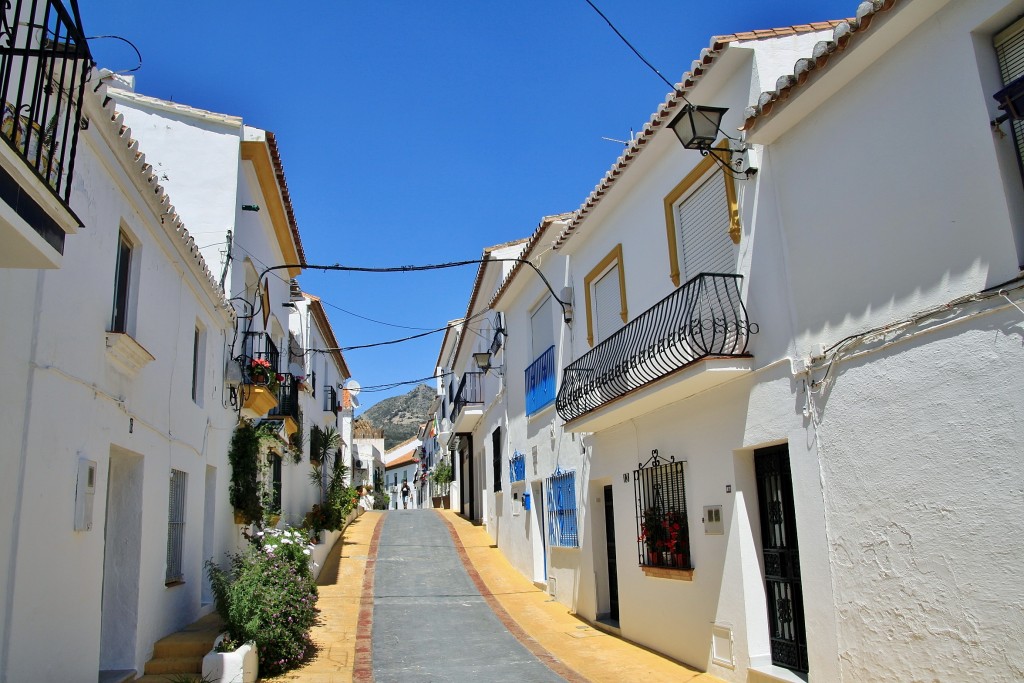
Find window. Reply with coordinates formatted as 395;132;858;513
634;454;690;570
492;427;502;493
663;153;740;287
509;450;526;483
191;323;206;405
111;230;133;333
997;18;1024;182
268;454;282;514
166;469;187;584
583;244;627;347
526;298;556;414
546;471;579;547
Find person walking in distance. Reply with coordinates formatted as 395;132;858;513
401;481;410;509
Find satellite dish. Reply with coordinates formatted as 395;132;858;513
344;378;361;396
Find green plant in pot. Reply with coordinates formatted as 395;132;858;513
639;507;669;566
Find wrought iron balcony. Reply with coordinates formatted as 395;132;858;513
556;273;754;423
241;332;280;377
452;371;484;423
0;0;91;206
269;373;299;422
525;345;556;415
322;385;337;413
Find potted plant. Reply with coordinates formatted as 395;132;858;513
639;507;669;566
201;633;258;683
431;458;453;508
665;509;689;568
247;358;281;393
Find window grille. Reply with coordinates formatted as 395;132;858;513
546;470;579;547
634;451;690;569
166;469;187;584
269;454;282;513
509;450;526;483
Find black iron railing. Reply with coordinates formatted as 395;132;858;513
269;373;299;421
452;371;484;421
0;0;91;206
555;273;754;422
241;332;280;377
322;385;337;413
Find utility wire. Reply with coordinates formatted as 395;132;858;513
580;0;741;143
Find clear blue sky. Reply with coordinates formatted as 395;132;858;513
79;0;854;413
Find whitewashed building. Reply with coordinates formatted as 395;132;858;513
440;1;1024;681
0;23;244;683
382;436;423;509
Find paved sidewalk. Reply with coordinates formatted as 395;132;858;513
436;510;725;683
273;510;385;682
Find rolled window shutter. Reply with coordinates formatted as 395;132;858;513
593;267;622;343
677;171;734;280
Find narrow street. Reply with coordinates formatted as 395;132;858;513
279;510;721;683
370;510;567;682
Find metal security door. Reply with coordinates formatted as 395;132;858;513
755;445;808;672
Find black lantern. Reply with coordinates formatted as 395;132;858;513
669;104;728;150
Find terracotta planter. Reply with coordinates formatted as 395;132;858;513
673;552;688;568
202;634;258;683
233;510;247;525
647;550;661;567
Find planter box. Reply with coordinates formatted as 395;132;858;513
432;495;450;509
202;634;258;683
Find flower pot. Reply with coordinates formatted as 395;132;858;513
647;550;660;567
202;634;258;683
233;510;248;525
673;552;688;568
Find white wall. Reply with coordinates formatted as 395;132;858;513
0;83;238;681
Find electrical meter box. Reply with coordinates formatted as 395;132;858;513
703;505;724;535
74;458;97;531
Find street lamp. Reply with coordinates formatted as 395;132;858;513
668;104;729;152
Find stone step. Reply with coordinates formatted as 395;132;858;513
143;655;202;675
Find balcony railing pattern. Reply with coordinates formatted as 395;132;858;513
268;373;299;421
525;345;556;415
242;332;280;377
0;0;91;205
556;273;754;423
452;371;483;422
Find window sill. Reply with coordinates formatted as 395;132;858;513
641;565;694;581
105;332;155;378
164;579;185;588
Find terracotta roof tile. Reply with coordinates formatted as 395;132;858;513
741;1;895;133
552;19;846;250
265;131;306;265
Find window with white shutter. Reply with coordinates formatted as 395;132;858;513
583;244;628;347
593;267;622;343
676;170;735;281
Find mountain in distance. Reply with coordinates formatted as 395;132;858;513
358;383;434;450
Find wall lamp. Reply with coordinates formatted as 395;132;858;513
669;104;758;176
242;204;260;212
474;351;503;376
